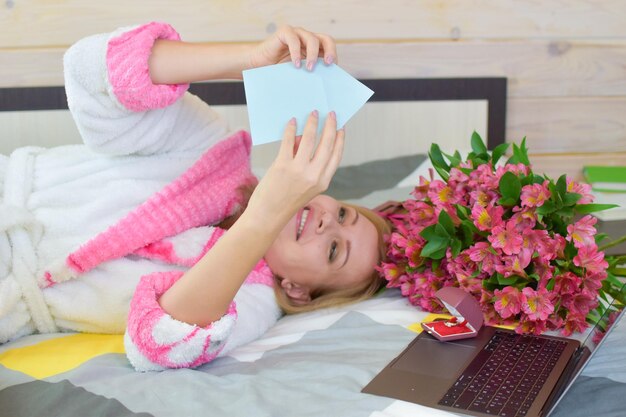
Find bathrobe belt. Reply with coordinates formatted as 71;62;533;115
2;147;58;334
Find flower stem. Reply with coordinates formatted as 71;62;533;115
598;234;626;252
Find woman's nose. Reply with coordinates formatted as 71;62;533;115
316;211;336;233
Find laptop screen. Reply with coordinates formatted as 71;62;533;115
548;280;626;412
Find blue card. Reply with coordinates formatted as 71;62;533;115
242;59;374;145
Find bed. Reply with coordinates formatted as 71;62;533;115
1;78;625;417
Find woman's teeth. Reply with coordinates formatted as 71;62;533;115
297;208;310;239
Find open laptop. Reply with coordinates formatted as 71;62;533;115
362;284;625;417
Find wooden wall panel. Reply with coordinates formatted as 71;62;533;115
2;0;626;47
340;41;626;99
5;41;626;99
508;97;626;153
530;153;626;181
1;0;625;176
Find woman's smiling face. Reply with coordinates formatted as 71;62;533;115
264;194;379;304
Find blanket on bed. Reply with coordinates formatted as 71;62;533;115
2;154;625;417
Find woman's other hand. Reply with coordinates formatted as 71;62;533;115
246;110;344;223
248;25;337;71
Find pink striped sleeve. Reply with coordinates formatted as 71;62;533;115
106;22;189;112
124;271;237;371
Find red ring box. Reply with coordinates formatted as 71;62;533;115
421;287;484;341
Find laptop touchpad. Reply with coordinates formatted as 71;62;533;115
391;337;476;377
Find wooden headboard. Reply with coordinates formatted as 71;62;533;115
0;77;506;166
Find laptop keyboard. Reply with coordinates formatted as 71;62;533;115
438;330;567;417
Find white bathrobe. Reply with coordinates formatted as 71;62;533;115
0;22;281;366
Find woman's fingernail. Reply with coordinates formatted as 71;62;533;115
325;55;334;65
289;117;296;125
329;111;336;120
307;60;314;71
294;59;301;68
311;110;319;118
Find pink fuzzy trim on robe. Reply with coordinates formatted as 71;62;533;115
106;22;189;112
126;270;238;369
58;130;255;279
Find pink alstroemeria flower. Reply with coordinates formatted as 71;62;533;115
410;175;433;200
469;189;499;207
405;201;436;228
428;180;458;207
377;262;406;287
488;221;523;255
562;314;589;337
517;316;548;335
494;286;524;319
520;181;551;208
511;206;537;231
471;203;504;232
567;178;594;204
495;253;530;277
554;272;582;295
566;215;597;248
573;245;609;274
521;287;554;321
582;271;606;292
469;164;497;190
405;241;425;268
465;242;499;275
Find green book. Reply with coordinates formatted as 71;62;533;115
582;165;626;193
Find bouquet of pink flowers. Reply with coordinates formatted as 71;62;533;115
378;133;626;336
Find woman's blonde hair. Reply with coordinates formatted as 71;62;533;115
274;203;391;315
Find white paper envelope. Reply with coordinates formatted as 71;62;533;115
243;59;374;145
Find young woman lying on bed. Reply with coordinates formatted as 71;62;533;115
0;22;391;371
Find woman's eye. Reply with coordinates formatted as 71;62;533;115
338;207;346;224
329;241;338;262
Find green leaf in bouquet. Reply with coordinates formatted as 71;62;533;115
419;224;440;241
471;131;488;155
421;236;449;259
508;137;531;166
549;215;569;236
555;207;575;218
482;274;501;291
429;143;450;173
605;271;624;290
438;209;456;236
531;174;546;184
528;273;541;282
496;274;521;286
602;275;626;305
451;239;463;258
594;233;610;244
435;223;452;238
546;278;556;291
455;204;470;220
499;171;522;203
469;154;490;167
491;142;510;166
556;175;568;198
497;197;517;207
546;179;565;210
564;242;577;259
536;200;556;215
562;192;582;206
443;152;462;168
520;175;534;187
574;203;620;214
460;222;476;246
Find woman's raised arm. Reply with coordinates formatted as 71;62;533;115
158;111;345;326
148;25;337;84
